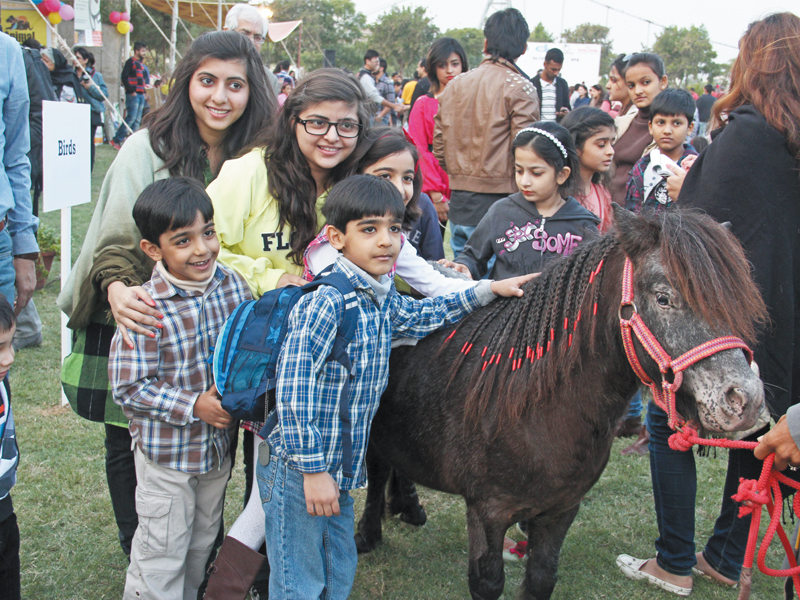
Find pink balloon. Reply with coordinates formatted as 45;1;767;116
109;11;121;24
45;0;61;14
120;12;130;21
59;4;74;20
128;23;133;32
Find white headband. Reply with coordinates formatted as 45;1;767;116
515;127;568;159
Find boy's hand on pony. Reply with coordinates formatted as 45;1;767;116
303;472;341;516
193;384;233;429
490;273;538;297
436;259;472;278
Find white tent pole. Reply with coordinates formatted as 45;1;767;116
125;0;131;55
170;0;179;70
217;0;222;30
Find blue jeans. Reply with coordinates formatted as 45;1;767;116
647;401;756;579
449;222;496;276
113;93;144;144
259;452;357;600
626;389;643;419
0;229;15;306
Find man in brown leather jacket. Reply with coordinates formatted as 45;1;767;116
433;8;540;259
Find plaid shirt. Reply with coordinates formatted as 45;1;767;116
268;257;493;490
110;264;251;473
625;145;698;213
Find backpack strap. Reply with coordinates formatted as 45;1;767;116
259;272;359;479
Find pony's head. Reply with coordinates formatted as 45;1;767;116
613;205;767;433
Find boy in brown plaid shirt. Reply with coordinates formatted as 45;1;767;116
109;178;250;600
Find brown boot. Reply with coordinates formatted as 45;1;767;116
204;536;266;600
621;423;650;456
616;416;643;438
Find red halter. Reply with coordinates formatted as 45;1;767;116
618;257;753;430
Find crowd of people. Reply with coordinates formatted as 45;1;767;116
1;5;800;600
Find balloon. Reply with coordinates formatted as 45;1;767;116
116;20;131;34
45;0;61;13
59;4;74;20
48;11;62;24
128;23;133;32
32;0;44;4
39;4;51;15
120;12;130;21
109;11;121;24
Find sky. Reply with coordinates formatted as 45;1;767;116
353;0;796;65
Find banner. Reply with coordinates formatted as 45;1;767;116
74;0;102;46
0;2;48;46
517;43;603;87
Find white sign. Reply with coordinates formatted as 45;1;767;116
42;101;91;212
517;43;603;88
74;0;102;46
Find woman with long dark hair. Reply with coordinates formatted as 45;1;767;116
588;84;610;112
57;30;274;560
408;37;468;223
618;13;800;596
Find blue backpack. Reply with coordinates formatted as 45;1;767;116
211;270;359;476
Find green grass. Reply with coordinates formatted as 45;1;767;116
13;144;786;598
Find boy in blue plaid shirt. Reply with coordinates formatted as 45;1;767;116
109;178;250;600
259;175;533;600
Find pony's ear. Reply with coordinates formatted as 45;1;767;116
611;203;660;261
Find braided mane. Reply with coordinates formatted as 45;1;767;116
442;235;621;426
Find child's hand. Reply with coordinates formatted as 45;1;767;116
665;163;688;201
437;259;473;279
277;273;306;288
193;384;232;429
490;273;538;297
303;472;341;516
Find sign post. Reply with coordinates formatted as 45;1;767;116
42;101;91;405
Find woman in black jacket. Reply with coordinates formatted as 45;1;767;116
618;12;800;596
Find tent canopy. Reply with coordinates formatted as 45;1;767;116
138;0;301;38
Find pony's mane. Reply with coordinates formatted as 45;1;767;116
656;209;768;346
441;208;768;430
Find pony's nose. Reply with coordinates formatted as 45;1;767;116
724;386;749;414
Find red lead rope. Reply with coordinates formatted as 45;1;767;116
618;257;799;598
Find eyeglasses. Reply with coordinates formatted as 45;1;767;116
236;28;266;44
297;118;362;138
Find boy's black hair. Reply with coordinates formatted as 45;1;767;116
0;295;15;332
704;84;713;94
379;58;387;70
484;8;529;62
132;177;214;245
545;48;564;64
364;49;379;62
626;52;665;79
649;88;695;124
133;41;147;52
322;175;405;233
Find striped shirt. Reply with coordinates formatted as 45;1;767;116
267;257;495;490
110;264;251;473
540;80;557;121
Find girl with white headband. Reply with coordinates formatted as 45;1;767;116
442;120;600;279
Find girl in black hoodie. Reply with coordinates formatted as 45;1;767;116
449;121;599;280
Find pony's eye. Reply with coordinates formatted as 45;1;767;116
656;293;670;307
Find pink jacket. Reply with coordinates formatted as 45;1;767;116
408;95;450;199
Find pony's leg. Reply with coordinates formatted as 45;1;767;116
387;469;427;526
466;505;506;600
354;443;391;553
520;504;581;600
